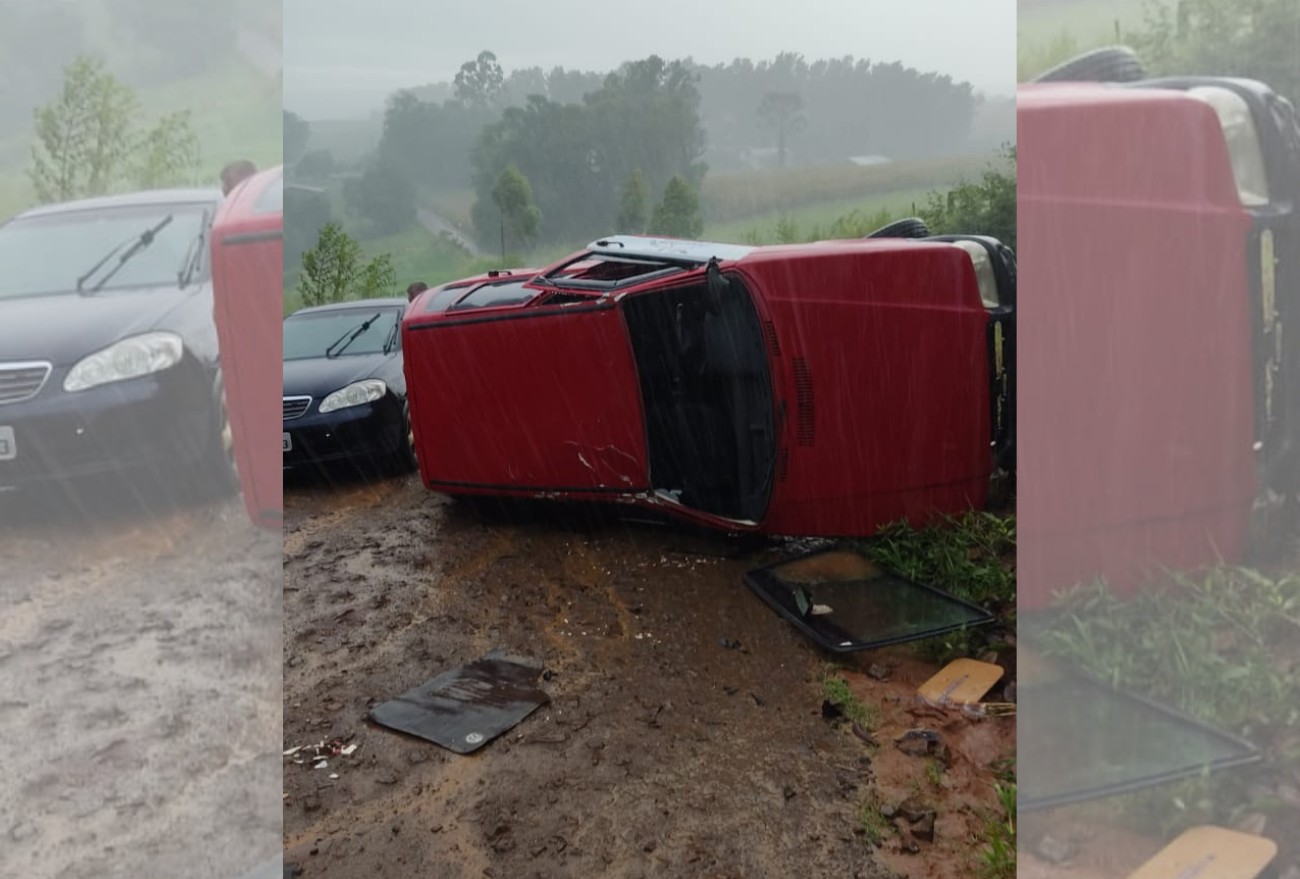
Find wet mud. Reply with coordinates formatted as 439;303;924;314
282;472;1016;878
0;486;281;879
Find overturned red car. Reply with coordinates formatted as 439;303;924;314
401;233;1014;536
1018;60;1300;607
210;165;283;531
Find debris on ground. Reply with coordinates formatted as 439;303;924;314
894;729;941;758
284;736;359;767
743;548;994;654
368;650;550;755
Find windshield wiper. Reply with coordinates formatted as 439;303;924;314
76;214;174;294
325;312;382;359
382;318;399;354
177;209;211;289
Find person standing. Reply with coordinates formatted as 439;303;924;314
220;160;258;196
407;281;429;303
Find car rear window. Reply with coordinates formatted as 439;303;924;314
537;255;685;291
447;279;536;311
425;283;473;312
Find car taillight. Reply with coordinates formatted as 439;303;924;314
1188;85;1271;206
949;240;1001;308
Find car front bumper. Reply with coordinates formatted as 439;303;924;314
282;396;405;469
0;361;214;489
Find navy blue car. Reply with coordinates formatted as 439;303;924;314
0;188;236;497
282;298;416;475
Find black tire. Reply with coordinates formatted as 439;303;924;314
1032;46;1146;84
388;400;419;475
192;370;241;500
865;217;930;239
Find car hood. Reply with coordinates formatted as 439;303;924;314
0;288;198;365
282;352;396;399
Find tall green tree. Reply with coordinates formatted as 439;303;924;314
648;175;704;239
616;169;650;233
490;164;542;257
756;91;806;168
469;56;707;247
343;159;417;237
296;149;334;179
284;110;310;165
134;110;202;189
28;55;202;202
454;50;505;108
297;222;397;306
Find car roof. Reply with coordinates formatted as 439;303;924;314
288;297;408;317
1017;81;1199;110
15;187;222;219
586;235;756;264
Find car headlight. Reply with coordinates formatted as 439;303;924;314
318;379;387;414
63;332;184;392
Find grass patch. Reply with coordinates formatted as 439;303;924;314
1032;565;1300;834
822;672;880;731
700;155;991;223
977;780;1017;879
925;758;945;788
848;511;1015;663
857;794;893;846
1036;568;1300;725
863;511;1017;611
704;190;932;246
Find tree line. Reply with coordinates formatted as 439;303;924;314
285;48;984;255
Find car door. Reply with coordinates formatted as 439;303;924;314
403;300;652;495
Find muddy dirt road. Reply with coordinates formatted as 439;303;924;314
0;486;282;879
282;473;1016;879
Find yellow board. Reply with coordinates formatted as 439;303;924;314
917;658;1004;706
1127;826;1277;879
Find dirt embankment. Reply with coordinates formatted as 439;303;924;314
282;474;1015;879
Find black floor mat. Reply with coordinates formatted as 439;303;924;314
368;650;550;755
744;548;994;653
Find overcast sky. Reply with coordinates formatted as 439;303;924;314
284;0;1017;119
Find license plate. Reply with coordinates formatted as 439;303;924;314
0;426;13;461
283;432;292;452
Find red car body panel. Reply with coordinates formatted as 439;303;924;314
732;245;993;534
1018;85;1256;608
404;303;651;493
210;166;284;530
403;237;995;537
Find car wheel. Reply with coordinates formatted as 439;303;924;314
1032;46;1146;84
194;370;241;499
389;399;419;475
864;217;930;239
